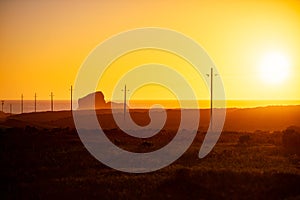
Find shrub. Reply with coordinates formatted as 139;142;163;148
24;125;38;133
238;134;251;145
141;140;153;148
282;126;300;155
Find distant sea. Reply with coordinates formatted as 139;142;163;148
1;100;299;114
128;100;300;109
0;100;77;114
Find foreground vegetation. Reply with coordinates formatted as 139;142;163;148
0;126;299;199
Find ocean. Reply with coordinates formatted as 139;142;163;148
1;99;299;114
0;100;77;114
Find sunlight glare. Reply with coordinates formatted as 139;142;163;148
259;52;291;85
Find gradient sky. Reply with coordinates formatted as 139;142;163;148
1;0;300;101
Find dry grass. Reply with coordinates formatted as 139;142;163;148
0;126;299;199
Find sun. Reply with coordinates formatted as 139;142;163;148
259;52;291;85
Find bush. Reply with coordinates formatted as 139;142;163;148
238;134;251;145
24;125;38;133
141;140;153;148
282;126;300;155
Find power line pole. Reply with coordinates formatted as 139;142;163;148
121;84;129;120
70;85;73;111
34;93;37;112
50;92;54;112
206;67;218;130
21;94;23;114
210;68;213;128
1;100;4;112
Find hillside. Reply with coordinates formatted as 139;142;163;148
0;105;299;132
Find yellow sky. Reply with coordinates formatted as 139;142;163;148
0;0;300;101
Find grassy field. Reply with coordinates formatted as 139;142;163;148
1;124;299;199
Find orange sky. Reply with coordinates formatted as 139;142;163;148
0;0;300;102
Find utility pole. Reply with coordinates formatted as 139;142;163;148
34;93;37;112
206;67;218;130
50;92;54;112
70;85;73;111
121;84;129;120
210;68;213;128
21;94;23;114
1;100;4;112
